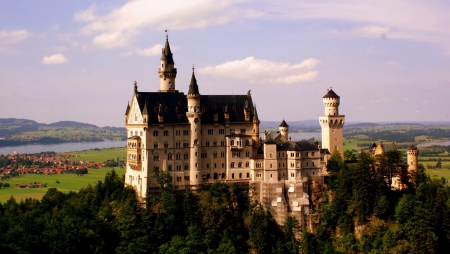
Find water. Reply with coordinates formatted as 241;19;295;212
0;140;126;155
417;140;450;148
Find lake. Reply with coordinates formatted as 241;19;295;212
417;140;450;148
0;140;126;155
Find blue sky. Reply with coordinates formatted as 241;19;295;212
1;0;449;127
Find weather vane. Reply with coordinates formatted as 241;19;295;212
164;29;169;38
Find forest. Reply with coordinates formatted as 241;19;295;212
0;151;449;253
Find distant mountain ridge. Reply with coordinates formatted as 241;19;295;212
0;118;125;138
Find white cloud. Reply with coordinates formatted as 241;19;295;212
41;53;69;65
0;29;31;44
199;57;319;84
75;0;249;48
72;0;450;53
74;4;97;22
135;44;180;56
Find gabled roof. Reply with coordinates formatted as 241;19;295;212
131;91;258;125
323;89;340;98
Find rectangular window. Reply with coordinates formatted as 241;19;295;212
205;141;210;146
176;130;181;136
220;140;225;146
163;130;169;136
245;151;250;157
208;129;213;135
229;129;235;134
240;128;246;134
219;129;225;134
183;130;189;135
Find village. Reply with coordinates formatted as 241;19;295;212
0;151;119;185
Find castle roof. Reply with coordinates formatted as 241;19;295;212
323;89;340;98
132;91;257;125
279;119;288;127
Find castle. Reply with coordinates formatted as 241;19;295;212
124;35;346;225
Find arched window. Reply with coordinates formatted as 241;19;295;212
231;140;235;146
231;162;235;168
153;153;159;161
176;153;181;160
238;162;242;168
245;139;250;146
154;142;158;149
167;153;173;160
164;142;169;148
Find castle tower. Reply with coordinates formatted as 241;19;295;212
319;88;345;153
158;35;177;92
186;68;202;187
407;145;419;172
252;105;260;154
279;119;289;142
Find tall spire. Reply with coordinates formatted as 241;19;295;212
163;35;174;65
188;65;200;95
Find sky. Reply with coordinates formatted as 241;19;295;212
1;0;450;127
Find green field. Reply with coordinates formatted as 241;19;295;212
67;147;126;162
0;167;125;203
0;147;127;203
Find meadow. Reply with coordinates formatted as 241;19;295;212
0;147;126;203
67;147;126;162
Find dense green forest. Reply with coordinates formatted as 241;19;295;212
1;152;449;253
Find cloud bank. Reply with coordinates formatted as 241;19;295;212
72;0;450;54
199;57;319;84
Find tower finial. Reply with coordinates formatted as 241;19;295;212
164;29;169;39
192;64;195;73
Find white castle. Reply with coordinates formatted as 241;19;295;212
124;35;346;225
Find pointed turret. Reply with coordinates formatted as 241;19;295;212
125;102;130;115
158;35;177;92
279;119;288;127
142;102;148;114
252;104;259;121
279;119;289;141
188;67;200;95
163;35;175;65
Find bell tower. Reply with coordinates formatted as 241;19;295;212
319;88;345;153
158;35;177;92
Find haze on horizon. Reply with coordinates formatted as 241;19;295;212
1;0;449;127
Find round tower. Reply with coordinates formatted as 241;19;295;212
279;119;289;141
186;68;202;187
319;88;345;153
158;35;177;92
407;145;419;172
323;89;340;116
